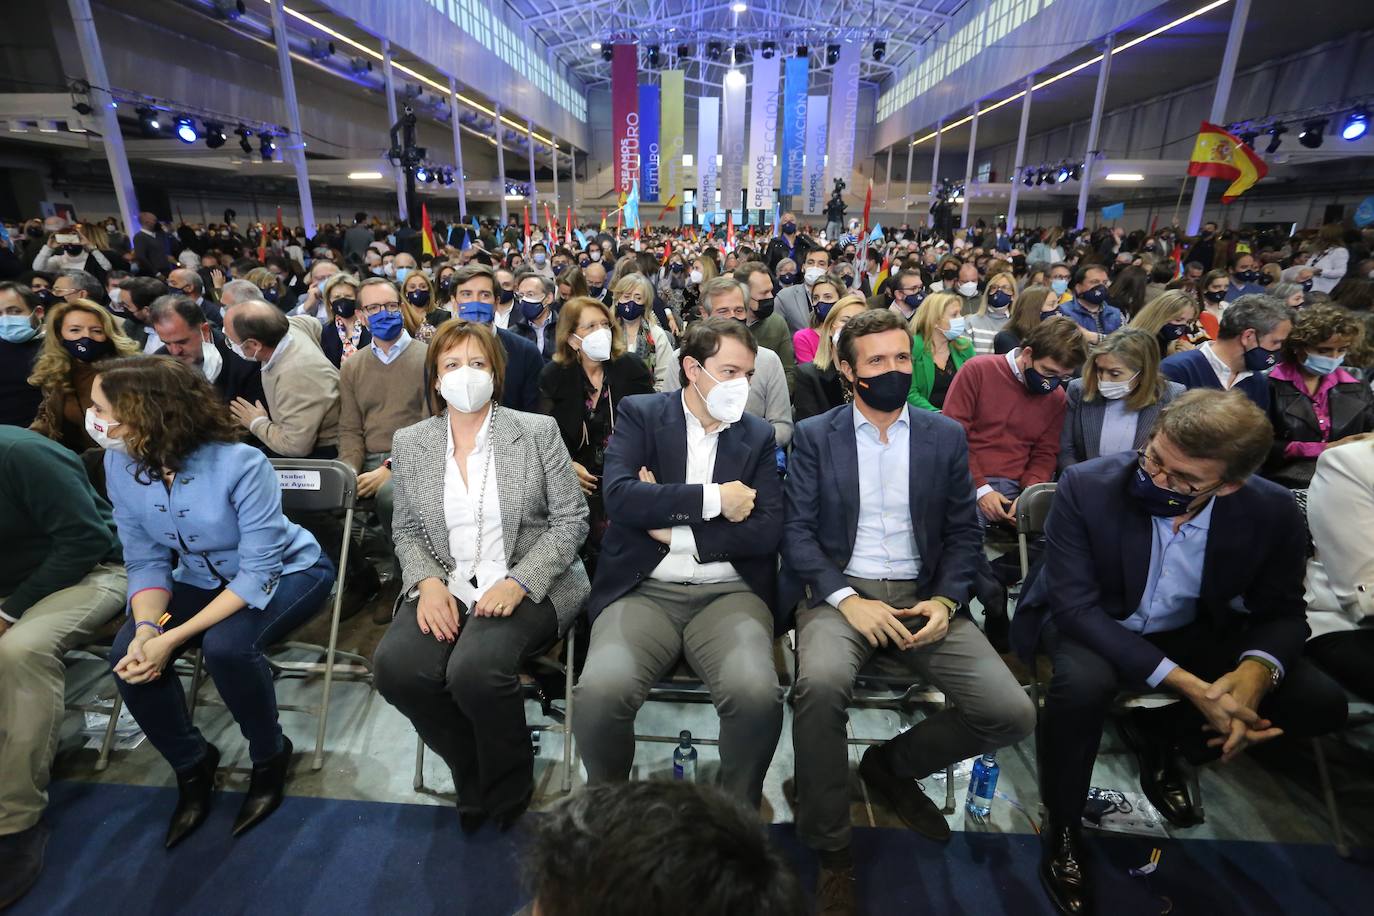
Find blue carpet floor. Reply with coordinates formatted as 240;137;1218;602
16;780;1374;915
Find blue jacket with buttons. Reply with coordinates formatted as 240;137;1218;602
104;442;322;609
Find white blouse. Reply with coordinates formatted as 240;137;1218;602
442;411;508;609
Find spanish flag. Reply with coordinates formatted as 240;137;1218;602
420;203;437;256
1187;122;1268;203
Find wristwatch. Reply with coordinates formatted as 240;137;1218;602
1243;654;1282;688
932;596;959;620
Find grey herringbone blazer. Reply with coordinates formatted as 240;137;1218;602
388;407;590;632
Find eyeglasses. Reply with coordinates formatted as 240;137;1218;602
1136;448;1213;497
577;320;612;334
362;302;402;316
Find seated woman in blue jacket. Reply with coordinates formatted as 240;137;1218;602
95;356;334;848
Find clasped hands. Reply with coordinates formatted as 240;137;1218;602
1178;660;1282;763
838;596;952;650
639;467;756;545
114;627;180;685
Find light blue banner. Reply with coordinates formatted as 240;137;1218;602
781;57;809;196
639;84;661;203
1101;202;1125;220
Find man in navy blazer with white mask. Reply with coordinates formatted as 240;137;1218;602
781;308;1035;913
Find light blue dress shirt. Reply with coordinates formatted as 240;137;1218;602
826;404;921;607
1122;498;1285;686
1098;398;1138;458
369;328;412;365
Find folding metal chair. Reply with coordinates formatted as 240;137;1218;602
1311;702;1374;858
187;459;370;770
1015;482;1057;585
413;626;578;795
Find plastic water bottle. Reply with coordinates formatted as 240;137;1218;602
672;730;698;782
966;753;999;818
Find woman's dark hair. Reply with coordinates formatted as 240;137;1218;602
94;355;241;482
1330;276;1374;312
1107;265;1148;319
1280;303;1364;364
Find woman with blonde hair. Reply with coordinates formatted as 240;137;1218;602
244;267;285;309
907;291;975;412
682;253;718;321
790;275;847;364
1058;328;1184;469
29;298;139;452
1130;290;1200;358
319;273;370;367
966;270;1016;355
401;270;439;342
610;273;675;391
792;295;867;422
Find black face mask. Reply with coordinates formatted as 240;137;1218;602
753;297;775;321
851;369;911;412
406;289;431;308
331;297;357;318
1203;289;1227;304
62;336;113;362
1023;364;1062;396
1158;323;1190;344
499;288;515;305
64;244;84;257
782;222;797;235
778;273;797;285
941;269;958;283
588;285;605;299
1235;269;1260;284
1079;285;1108;307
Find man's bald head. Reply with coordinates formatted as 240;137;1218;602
224;299;290;350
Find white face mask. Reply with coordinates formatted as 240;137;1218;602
84;407;127;453
831;327;844;350
227;336;255;362
957;281;980;297
200;335;223;384
576;327;613;362
688;269;703;285
1098;373;1138;400
693;362;750;424
804;266;826;285
439;365;494;413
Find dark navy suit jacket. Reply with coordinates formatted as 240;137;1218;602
1012;451;1310;685
496;327;543;412
1160;347;1270;411
779;404;982;627
587;392;783;627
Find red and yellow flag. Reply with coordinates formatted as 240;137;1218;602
420;203;437;256
1187;122;1268;203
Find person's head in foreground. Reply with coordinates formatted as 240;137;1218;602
524;781;806;916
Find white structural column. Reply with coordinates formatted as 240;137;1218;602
883;149;893;204
67;0;139;241
526;120;539;221
380;40;407;222
1006;74;1036;233
1077;33;1115;230
902;138;915;225
551;141;560;212
927;120;943;228
960;104;979;229
447;77;469;220
568;150;577;221
1186;0;1253;234
495;104;508;225
269;0;315;236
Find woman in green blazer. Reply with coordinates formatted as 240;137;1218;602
906;291;975;411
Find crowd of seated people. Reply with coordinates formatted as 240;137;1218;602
0;208;1371;916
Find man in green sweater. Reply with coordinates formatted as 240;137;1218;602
735;262;797;394
0;427;126;908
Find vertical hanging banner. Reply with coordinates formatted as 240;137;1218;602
803;95;829;216
696;96;720;221
638;84;660;203
720;71;748;219
611;43;639;196
660;70;685;214
781;56;809;197
824;40;861;195
746;50;782;212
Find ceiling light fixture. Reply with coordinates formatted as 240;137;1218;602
1104;173;1145;182
1341;108;1368;141
347;171;383;180
1265;123;1287;153
1298;119;1327;149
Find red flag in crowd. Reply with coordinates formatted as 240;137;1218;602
420;203;437;256
523;205;531;253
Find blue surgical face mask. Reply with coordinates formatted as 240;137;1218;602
457;300;494;324
1303;352;1344;376
1050;278;1069;296
367;308;404;342
944;317;967;340
0;314;39;343
395;267;411;285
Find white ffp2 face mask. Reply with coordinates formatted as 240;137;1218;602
84;407;127;453
438;365;494;413
1098;373;1138;401
576;327;613;362
693;363;750;424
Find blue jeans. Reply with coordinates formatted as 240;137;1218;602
110;555;335;770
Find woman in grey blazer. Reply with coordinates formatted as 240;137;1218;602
1059;328;1186;470
373;320;589;832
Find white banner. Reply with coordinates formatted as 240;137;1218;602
696;96;719;219
746;51;782;212
803;95;829;216
824;41;861;194
720;71;747;217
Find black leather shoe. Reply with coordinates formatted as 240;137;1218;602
1117;717;1201;828
166;743;220;849
232;736;293;837
340;564;382;622
0;822;49;909
816;858;858;916
858;746;951;843
492;790;532;832
457;806;487;835
1040;825;1093;915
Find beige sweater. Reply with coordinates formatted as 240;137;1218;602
254;315;341;457
337;336;430;470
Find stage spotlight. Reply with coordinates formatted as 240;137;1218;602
204;121;227;149
1265;123;1287;154
761;41;776;59
1022;168;1034;187
600;44;614;62
349;56;372;75
707;42;722;61
211;0;245;20
1298;119;1326;149
796;45;807;58
826;44;840;66
872;40;886;62
1034;168;1046;186
1055;162;1070;183
308;39;334;60
1069;161;1082;181
1238;129;1259;148
72;101;92;116
734;42;748;63
1341;108;1369;141
647;44;661;67
415;166;430;183
175;117;198;144
136;106;161;136
677;44;691;60
259;132;276;160
236;125;252;155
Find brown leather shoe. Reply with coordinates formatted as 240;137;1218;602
816;860;857;916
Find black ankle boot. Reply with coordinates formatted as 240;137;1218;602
166;743;221;849
232;736;293;837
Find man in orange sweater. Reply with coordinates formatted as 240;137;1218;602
943;317;1087;647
